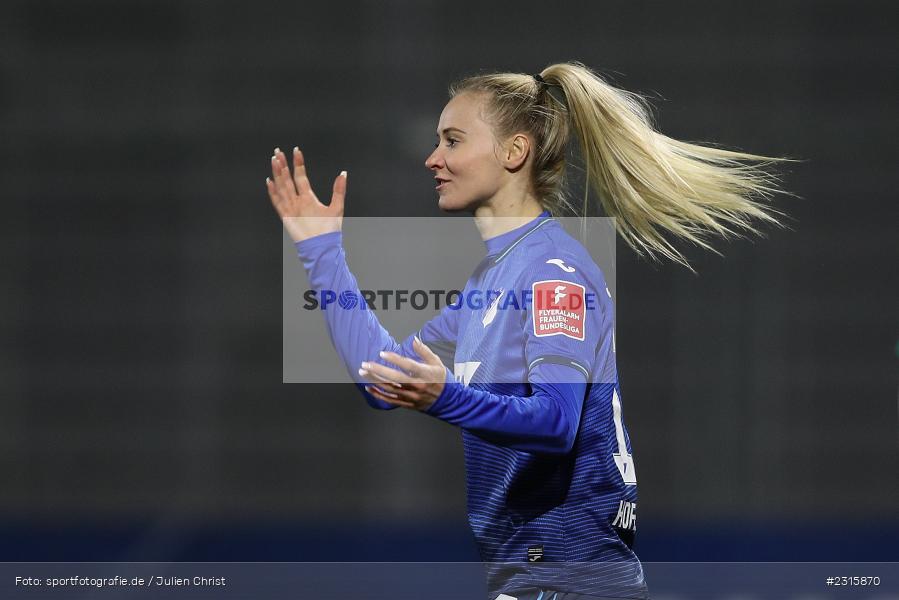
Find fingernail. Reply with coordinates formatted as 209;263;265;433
294;147;299;153
361;362;369;369
358;368;367;376
275;147;281;154
340;170;347;178
378;351;385;358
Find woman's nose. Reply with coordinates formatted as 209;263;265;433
425;148;443;170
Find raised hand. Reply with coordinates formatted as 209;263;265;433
266;147;346;243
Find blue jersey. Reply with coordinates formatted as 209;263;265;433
296;213;648;599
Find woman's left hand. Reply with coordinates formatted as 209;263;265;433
359;337;447;411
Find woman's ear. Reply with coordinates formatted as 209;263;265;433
501;134;531;171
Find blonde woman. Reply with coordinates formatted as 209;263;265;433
267;62;791;600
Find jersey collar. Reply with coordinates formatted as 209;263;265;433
484;211;555;264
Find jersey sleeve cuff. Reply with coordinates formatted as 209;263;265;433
294;231;343;260
425;366;458;417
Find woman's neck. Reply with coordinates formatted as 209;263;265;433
472;192;545;240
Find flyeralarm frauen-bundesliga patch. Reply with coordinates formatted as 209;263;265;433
531;279;586;341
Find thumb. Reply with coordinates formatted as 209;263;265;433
413;336;442;366
330;170;346;215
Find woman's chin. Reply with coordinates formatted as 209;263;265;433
436;194;458;211
437;193;473;213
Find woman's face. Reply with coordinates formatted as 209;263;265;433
425;92;507;212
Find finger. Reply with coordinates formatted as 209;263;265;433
330;170;346;213
265;177;281;209
378;351;423;377
360;364;410;387
270;153;280;182
365;385;415;409
358;367;402;388
293;147;308;179
293;147;313;195
272;150;298;198
362;361;414;385
362;382;398;399
413;336;443;366
271;147;288;181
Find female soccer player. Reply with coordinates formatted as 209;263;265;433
266;62;789;600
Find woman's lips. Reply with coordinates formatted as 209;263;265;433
436;180;450;191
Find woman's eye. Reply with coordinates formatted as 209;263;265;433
446;138;458;147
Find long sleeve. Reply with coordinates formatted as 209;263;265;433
426;362;587;454
295;231;458;410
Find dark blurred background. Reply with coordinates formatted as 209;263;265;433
1;0;896;563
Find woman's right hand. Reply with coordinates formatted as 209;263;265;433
266;147;346;243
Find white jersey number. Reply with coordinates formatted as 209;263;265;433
612;388;637;485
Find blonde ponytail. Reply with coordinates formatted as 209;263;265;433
451;62;797;271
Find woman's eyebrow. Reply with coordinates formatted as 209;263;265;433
437;127;467;136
